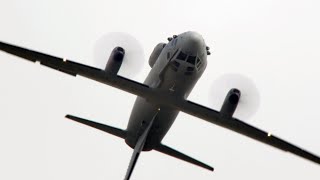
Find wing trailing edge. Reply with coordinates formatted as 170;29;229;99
154;144;214;171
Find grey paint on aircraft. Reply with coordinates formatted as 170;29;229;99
1;30;319;180
125;31;208;150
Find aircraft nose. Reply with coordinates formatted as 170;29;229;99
180;31;205;56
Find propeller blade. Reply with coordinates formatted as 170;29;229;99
209;73;260;120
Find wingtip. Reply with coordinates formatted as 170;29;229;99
65;114;72;119
206;166;214;172
65;114;77;121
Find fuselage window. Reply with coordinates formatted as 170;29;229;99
170;60;180;72
167;52;170;60
187;66;194;71
173;61;180;68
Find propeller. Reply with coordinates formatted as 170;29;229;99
209;73;260;120
93;32;145;77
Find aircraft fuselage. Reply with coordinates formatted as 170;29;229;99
125;31;208;150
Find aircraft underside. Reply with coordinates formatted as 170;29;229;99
1;31;320;180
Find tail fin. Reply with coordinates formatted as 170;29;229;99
124;113;157;180
65;114;126;139
154;144;214;171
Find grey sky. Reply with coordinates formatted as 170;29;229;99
1;0;320;179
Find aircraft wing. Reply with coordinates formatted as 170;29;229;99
0;41;152;97
1;41;320;166
152;90;320;165
180;100;320;165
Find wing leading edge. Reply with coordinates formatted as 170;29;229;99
1;41;320;166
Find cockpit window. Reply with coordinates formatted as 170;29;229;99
196;57;201;64
196;57;203;69
187;56;196;64
177;52;187;60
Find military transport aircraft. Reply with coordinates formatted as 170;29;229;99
1;31;320;180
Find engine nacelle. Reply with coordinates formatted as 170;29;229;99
149;43;166;68
105;47;125;75
220;88;241;118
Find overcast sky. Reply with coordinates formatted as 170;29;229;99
1;0;320;179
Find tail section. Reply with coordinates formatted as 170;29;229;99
66;113;158;180
124;112;157;180
65;114;126;139
154;144;214;171
66;113;212;180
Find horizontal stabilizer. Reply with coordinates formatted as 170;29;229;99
65;114;126;139
154;144;214;171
